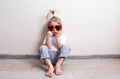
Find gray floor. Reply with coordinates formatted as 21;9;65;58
0;59;120;79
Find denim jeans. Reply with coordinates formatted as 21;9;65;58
39;44;71;65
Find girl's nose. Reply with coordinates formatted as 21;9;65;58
53;27;56;31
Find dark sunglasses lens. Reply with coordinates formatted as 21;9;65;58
48;26;53;31
56;26;61;31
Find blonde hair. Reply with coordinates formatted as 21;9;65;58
46;10;62;27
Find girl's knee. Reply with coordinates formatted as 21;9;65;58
39;45;48;51
62;44;71;51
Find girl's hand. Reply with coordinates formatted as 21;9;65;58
47;31;53;37
55;31;62;37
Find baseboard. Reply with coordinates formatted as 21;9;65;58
68;55;120;59
0;54;120;59
0;55;40;59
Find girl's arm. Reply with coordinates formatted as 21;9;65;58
55;31;63;50
46;31;53;50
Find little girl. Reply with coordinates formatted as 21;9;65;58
39;10;71;77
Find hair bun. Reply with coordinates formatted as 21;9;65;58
49;10;55;15
46;9;56;21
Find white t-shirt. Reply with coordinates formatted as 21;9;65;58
43;34;66;51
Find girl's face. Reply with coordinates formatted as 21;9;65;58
48;22;62;36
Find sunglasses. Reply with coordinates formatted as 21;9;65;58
48;25;61;31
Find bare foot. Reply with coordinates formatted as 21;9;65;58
54;66;63;76
45;67;54;77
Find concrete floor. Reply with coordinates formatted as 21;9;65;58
0;59;120;79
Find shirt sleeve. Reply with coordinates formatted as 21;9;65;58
60;34;66;44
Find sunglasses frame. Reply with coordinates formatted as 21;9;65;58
48;25;62;31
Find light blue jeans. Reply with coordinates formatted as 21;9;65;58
39;44;71;65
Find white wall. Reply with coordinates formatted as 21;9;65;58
0;0;120;55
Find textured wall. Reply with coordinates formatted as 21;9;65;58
0;0;120;55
